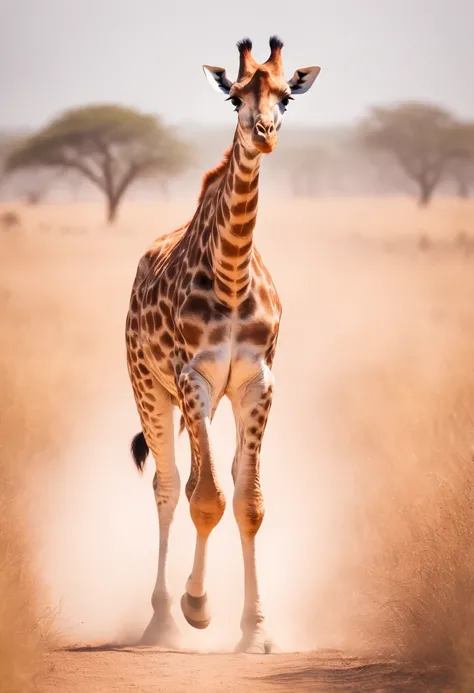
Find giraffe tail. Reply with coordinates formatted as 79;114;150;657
131;432;149;472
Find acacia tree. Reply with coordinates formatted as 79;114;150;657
5;105;190;222
361;103;459;206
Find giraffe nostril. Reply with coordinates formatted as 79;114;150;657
254;121;275;138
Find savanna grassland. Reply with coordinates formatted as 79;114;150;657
1;197;474;692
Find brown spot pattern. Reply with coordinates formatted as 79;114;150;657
181;322;203;346
238;321;272;345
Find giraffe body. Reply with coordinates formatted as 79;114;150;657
128;224;281;407
125;36;320;653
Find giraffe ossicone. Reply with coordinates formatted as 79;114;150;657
125;36;320;654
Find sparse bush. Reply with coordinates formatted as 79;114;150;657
0;210;20;231
418;233;431;251
25;191;42;206
454;229;473;255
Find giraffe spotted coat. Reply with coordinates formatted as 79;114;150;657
125;35;320;654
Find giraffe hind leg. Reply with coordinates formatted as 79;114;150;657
128;362;181;648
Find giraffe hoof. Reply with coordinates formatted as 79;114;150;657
139;612;181;649
180;592;211;630
234;629;274;654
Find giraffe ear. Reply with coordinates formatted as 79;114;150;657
288;66;321;95
202;65;233;95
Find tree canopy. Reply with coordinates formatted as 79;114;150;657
5;104;191;221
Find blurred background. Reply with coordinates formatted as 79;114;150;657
1;0;474;207
1;2;474;692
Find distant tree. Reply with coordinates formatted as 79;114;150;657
449;123;474;198
361;103;460;206
0;133;22;190
287;145;329;197
450;157;474;198
5;105;191;222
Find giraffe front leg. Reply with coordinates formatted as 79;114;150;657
232;364;274;654
178;364;226;630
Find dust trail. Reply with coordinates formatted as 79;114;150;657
33;381;347;652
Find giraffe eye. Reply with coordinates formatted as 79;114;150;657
280;96;290;111
231;97;242;110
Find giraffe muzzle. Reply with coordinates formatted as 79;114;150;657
252;119;277;153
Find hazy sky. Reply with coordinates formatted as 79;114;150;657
1;0;473;130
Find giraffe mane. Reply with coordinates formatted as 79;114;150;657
197;147;232;204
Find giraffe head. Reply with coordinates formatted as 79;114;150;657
203;36;320;154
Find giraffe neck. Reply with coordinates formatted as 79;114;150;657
209;126;262;306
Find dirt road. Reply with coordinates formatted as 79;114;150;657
44;648;453;693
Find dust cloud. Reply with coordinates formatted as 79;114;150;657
33;371;348;653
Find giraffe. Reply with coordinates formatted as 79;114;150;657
125;36;320;654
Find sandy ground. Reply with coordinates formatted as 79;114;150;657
43;649;454;692
1;196;474;692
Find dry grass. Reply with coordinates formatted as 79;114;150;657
0;483;48;693
332;351;474;662
1;197;474;691
0;297;53;692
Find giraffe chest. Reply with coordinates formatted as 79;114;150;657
138;255;280;400
143;300;277;401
